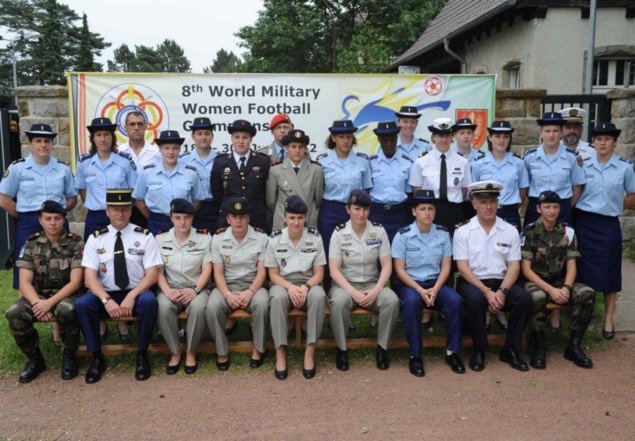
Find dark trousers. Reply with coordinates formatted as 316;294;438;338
397;280;463;357
369;202;409;243
193;199;220;232
75;290;158;353
147;211;172;235
456;278;531;351
497;204;521;231
84;209;110;241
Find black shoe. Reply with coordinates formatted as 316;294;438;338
376;346;389;370
19;353;47;384
184;362;198;375
469;350;485;372
225;320;237;336
249;352;265;369
118;331;131;343
421;315;434;329
303;366;316;379
274;368;288;380
166;359;181;375
530;331;546;370
445;353;466;374
409;357;425;377
85;357;106;384
602;327;615;340
335;349;349;371
61;349;78;380
135;353;151;381
499;346;529;372
216;357;230;371
564;331;593;368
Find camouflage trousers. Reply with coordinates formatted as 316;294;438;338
524;282;596;332
5;295;80;355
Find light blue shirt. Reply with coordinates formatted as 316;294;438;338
451;144;485;163
179;147;219;200
0;154;76;212
391;222;452;282
397;135;431;159
472;152;529;205
75;152;138;210
524;144;586;198
132;160;205;215
369;150;413;204
316;150;372;203
576;154;635;217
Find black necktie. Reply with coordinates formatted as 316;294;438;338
439;154;448;201
239;156;246;173
294;166;299;174
114;231;129;290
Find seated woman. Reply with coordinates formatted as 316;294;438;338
328;190;399;371
206;197;269;371
156;199;212;375
391;190;465;377
265;195;327;380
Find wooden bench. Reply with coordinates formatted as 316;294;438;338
74;303;565;356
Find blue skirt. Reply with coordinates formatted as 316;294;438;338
148;211;173;235
574;209;622;293
497;204;521;232
84;209;110;241
318;200;349;257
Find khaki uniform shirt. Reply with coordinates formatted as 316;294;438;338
211;226;268;283
264;227;326;284
156;227;213;289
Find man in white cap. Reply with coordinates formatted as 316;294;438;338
559;107;595;158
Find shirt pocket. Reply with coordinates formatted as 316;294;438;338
108;167;126;187
160;247;175;265
494;243;512;258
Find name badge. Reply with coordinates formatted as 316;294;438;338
128;248;145;255
496;242;511;248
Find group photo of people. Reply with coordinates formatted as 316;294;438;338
2;105;634;385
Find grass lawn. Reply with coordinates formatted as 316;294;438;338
0;269;606;377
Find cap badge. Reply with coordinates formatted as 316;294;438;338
235;202;242;211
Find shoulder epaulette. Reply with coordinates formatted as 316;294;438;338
435;224;449;232
156;230;168;235
307;227;320;237
68;232;81;241
26;232;41;241
254;227;265;233
225;153;232;158
474;153;485;162
418;151;429;158
335;223;347;231
524;148;537;156
118;151;132;159
512;152;522;159
456;152;464;158
371;221;383;227
253;150;268;157
618;156;633;164
310;160;321;166
524;222;537;232
143;163;156;170
455;219;470;229
134;226;151;235
565;147;578;156
418;137;429;144
184;164;197;172
270;229;282;238
93;227;109;237
271;160;282;167
196;227;210;235
316;152;328;161
398;225;411;234
356;152;369;160
401;153;413;162
178;151;191;158
79;153;93;162
475;150;485;158
56;159;69;166
215;227;228;234
369;154;378;160
11;158;25;165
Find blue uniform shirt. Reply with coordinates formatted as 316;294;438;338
397;135;431;158
179;147;219;200
451;144;485;163
524;144;586;198
391;222;452;282
472;152;529;205
75;152;138;210
576;154;635;217
316;150;372;203
0;154;76;212
132;160;205;215
369;150;413;204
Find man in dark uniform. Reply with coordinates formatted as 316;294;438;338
211;119;271;232
5;201;84;383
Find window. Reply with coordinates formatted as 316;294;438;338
503;62;521;88
593;59;635;87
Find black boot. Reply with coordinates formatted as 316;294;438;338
85;352;107;384
530;331;546;369
564;330;593;368
61;348;79;380
19;348;47;384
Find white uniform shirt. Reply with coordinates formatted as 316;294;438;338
409;147;471;203
82;223;163;291
453;216;521;280
118;141;161;169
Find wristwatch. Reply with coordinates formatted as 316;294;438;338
304;283;312;290
499;287;510;295
194;286;202;295
563;284;573;291
101;295;111;305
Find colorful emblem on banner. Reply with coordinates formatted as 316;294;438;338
455;109;488;148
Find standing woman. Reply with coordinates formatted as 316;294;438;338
409;117;471;236
156;199;212;375
574;122;635;339
523;112;585;225
132;130;205;235
76;118;138;240
266;129;323;231
0;124;77;289
179;117;220;231
317;120;372;257
471;121;528;229
266;196;327;380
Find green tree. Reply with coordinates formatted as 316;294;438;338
76;14;97;72
106;41;191;73
157;39;191;73
107;44;136;72
204;49;243;73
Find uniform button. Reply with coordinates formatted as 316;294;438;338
242;186;245;190
241;177;245;180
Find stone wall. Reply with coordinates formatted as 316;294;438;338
494;88;546;155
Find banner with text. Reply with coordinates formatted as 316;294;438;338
67;72;496;166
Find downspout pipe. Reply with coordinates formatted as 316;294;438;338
443;38;466;73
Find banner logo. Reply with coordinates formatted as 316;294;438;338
456;109;488;148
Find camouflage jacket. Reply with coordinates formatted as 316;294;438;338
16;231;84;297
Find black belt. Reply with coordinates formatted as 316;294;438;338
499;204;519;209
371;202;406;211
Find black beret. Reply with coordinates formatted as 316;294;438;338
285;195;308;214
538;191;562;205
40;200;66;216
170;198;195;214
347;189;371;208
222;197;250;215
282;129;310;146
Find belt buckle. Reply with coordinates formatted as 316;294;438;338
384;204;391;210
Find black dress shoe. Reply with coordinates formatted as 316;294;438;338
409;357;425;377
469;350;485;372
335;349;349;371
302;367;316;379
499;346;529;372
61;349;78;380
249;352;265;369
85;357;107;384
19;356;47;384
602;328;615;340
445;353;466;374
118;331;131;343
184;362;198;375
166;359;181;375
135;353;152;381
216;357;230;371
274;368;288;380
376;346;389;370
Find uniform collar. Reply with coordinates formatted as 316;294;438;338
278;228;307;246
537;144;567;160
469;216;505;232
376;149;398;163
108;223;134;236
484;151;513;164
191;146;218;163
432;146;453;159
224;225;258;244
25;154;56;168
